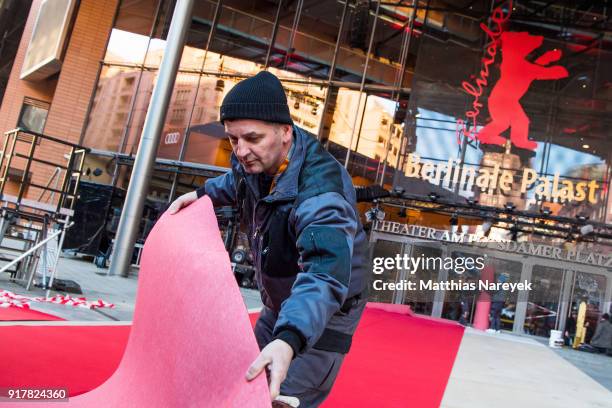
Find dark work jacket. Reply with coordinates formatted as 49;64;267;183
196;125;369;353
591;319;612;349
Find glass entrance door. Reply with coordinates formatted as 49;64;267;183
569;271;607;343
369;239;404;304
526;265;566;337
441;250;480;325
401;244;441;316
441;253;522;329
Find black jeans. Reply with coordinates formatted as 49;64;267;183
490;301;504;331
254;299;366;408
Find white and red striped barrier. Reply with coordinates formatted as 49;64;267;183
0;290;114;310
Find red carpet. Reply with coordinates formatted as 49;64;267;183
0;306;64;321
248;305;464;407
0;325;130;396
0;307;463;406
323;307;464;408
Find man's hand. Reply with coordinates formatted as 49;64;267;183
246;339;294;400
168;191;198;214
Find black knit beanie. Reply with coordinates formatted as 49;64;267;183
220;71;293;125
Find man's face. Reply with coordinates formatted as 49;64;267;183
225;119;292;175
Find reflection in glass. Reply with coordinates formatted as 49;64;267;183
104;0;158;65
105;29;151;65
156;73;201;161
81;154;116;186
364;10;407;87
275;0;340;78
142;1;215;71
325;90;401;184
181;77;230;167
332;3;401;86
270;68;324;134
113;0;158;37
83;65;152;152
204;1;275;69
362;96;402;166
18;98;49;134
85;47;336;163
327;89;364;150
143;38;167;68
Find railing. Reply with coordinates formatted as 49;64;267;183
0;128;89;292
0;222;74;291
0;128;89;218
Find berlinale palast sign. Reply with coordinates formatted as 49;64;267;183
405;154;602;204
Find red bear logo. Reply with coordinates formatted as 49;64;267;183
476;31;568;150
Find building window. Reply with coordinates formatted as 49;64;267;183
17;97;49;134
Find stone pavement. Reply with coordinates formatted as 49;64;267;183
551;346;612;393
440;328;612;408
0;253;263;321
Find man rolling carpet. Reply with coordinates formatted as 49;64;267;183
169;71;369;407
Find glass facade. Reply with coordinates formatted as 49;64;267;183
78;0;612;333
527;265;566;337
82;0;415;198
371;230;612;336
81;1;611;212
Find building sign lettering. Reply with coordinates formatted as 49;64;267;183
373;220;611;268
404;154;601;204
